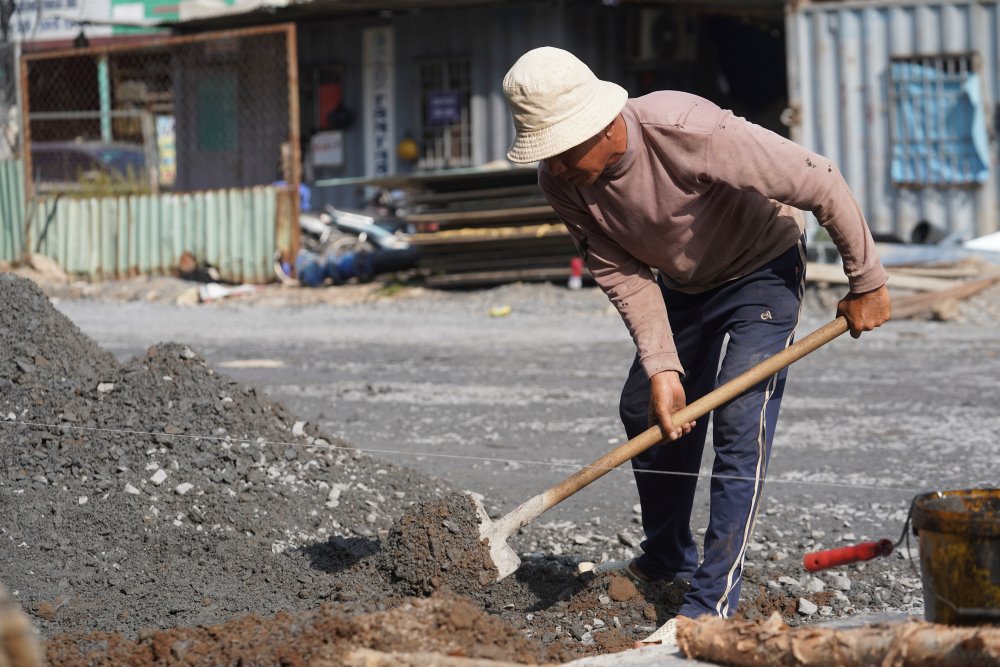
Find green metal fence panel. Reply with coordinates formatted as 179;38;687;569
0;160;25;263
27;186;278;283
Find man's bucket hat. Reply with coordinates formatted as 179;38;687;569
503;46;628;164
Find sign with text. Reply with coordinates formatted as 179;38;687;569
156;114;176;187
362;25;395;178
426;90;461;125
310;130;344;167
8;0;112;42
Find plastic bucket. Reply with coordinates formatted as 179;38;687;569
912;488;1000;625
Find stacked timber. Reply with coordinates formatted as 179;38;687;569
388;166;582;288
808;257;1000;320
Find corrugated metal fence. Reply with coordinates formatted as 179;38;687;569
786;0;999;242
12;24;300;283
23;186;285;283
0;160;25;262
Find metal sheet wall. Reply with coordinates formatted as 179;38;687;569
25;186;281;283
0;160;25;262
786;0;999;241
298;1;625;208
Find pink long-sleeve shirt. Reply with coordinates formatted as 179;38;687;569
539;91;888;379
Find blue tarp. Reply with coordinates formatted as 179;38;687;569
890;62;990;185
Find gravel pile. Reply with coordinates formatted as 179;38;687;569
0;275;673;662
0;275;443;637
0;273;932;664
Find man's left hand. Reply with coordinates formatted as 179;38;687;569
836;283;891;338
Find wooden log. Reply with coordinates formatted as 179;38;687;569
0;586;44;667
677;613;1000;667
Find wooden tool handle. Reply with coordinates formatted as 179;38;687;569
541;317;850;513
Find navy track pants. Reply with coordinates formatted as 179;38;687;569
620;240;805;619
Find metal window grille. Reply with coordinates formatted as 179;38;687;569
21;25;299;197
417;58;472;170
888;53;989;187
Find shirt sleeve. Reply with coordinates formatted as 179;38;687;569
540;174;684;378
703;111;889;293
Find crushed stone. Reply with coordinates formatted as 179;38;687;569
0;275;443;637
0;273;929;664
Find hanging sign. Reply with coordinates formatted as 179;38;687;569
310;131;344;167
9;0;112;42
362;25;396;177
426;90;461;125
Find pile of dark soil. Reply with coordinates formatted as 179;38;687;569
0;274;835;664
380;493;498;596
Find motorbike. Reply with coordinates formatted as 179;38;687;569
292;205;420;287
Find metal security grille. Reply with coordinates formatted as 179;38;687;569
417;58;472;170
21;25;299;197
888;53;988;187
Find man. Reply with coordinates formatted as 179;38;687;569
501;47;891;648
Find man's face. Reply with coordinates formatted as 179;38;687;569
544;129;609;186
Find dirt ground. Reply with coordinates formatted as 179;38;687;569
3;266;1000;665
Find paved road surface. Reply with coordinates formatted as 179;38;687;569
55;284;1000;556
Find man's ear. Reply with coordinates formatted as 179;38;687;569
604;114;622;137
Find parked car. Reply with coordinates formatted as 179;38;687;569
30;141;150;194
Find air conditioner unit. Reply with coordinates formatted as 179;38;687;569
629;7;698;64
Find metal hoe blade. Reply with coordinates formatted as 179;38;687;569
472;495;520;581
472;493;549;581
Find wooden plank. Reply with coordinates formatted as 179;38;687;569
406;184;543;206
418;254;577;273
890;276;1000;319
807;262;960;292
409;196;547;217
423;266;589;288
404;204;556;225
411;223;571;245
886;264;991;279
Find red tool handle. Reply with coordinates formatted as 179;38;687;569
803;539;894;572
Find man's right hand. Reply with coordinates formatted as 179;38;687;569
836;283;891;339
648;370;695;441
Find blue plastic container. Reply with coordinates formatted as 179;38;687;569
295;250;326;287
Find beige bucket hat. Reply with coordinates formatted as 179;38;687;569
503;47;628;164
